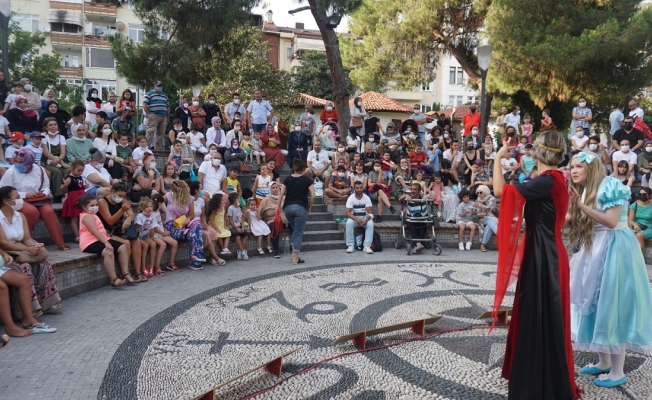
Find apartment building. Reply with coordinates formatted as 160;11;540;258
11;0;146;99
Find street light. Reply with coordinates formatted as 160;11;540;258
0;0;10;83
477;45;493;143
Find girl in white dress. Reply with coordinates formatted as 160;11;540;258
247;197;271;256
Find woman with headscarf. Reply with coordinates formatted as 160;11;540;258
65;124;94;164
258;181;288;257
261;123;284;167
349;96;366;138
41;117;70;200
286;121;309;168
6;95;39;134
224;137;247;172
85;88;102;126
0;148;69;250
173;98;191;133
206;116;227;156
319;124;338;156
39;100;70;136
38;89;56;117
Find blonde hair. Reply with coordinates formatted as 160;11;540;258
171;180;190;206
567;152;606;252
138;196;153;212
532;131;566;166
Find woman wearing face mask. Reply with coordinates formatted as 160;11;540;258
462;139;480;184
39;100;70;135
261;123;285;167
93;122;123;179
320;100;339;125
345;126;360;155
77;194;132;287
224;138;247;172
286;122;309;168
501;126;519;158
349;96;366;138
5;95;39;134
333;142;350;170
41;117;70;200
319;125;338;155
38;89;56;117
85;88;101;126
258;182;288;258
82;148;114;199
131;153;161;202
0;186;63;322
206;116;227;156
65;125;94;163
188;96;206;130
637;140;652;183
629;187;652;251
173;98;191;133
98;182;146;282
0;148;69;250
202;94;223;130
225;120;244;145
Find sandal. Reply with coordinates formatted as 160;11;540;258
154;266;165;276
135;273;148;282
166;262;179;272
217;258;226;266
24;323;57;334
57;243;71;251
121;274;136;284
111;277;125;287
0;334;8;349
43;303;63;314
267;246;273;254
258;248;265;255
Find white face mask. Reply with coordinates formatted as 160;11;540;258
23;84;32;91
148;162;157;170
192;101;199;107
374;166;381;171
337;148;344;153
576;131;584;138
234;126;240;132
294;126;301;131
48;130;58;135
589;144;598;151
183;103;189;108
621;145;630;152
338;172;345;177
232;145;239;149
209;100;215;104
212;159;221;167
174;126;182;131
444;134;450;139
646;147;652;153
409;134;416;139
10;198;23;211
471;129;479;135
113;195;123;203
74;135;86;141
233;99;240;105
87;205;99;214
91;93;98;98
102;128;112;136
139;144;148;149
579;102;586;107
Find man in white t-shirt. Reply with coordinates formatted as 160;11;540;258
306;140;332;186
503;106;521;131
442;140;463;180
629;99;645;120
345;181;374;254
198;151;227;196
611;139;638;174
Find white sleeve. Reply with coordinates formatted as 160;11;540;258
198;161;209;175
345;195;354;209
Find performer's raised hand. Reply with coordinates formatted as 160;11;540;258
568;185;581;205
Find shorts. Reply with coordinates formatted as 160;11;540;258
86;186;101;197
368;191;377;201
82;239;124;256
140;233;151;241
230;228;249;238
245;149;252;154
457;221;476;227
383;171;393;180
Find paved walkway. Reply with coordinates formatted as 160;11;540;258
1;249;651;400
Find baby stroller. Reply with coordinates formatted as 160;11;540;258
394;198;443;256
399;119;419;135
324;121;340;141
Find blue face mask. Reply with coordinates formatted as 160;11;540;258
199;189;205;198
155;87;162;93
14;164;27;173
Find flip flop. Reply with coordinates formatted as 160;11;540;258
0;334;8;349
24;323;57;334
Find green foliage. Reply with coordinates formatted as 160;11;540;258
485;0;652;108
2;19;62;91
53;79;90;111
293;51;356;100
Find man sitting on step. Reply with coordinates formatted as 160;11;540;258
345;181;374;254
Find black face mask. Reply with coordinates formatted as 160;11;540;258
470;109;476;113
640;194;649;201
624;123;633;130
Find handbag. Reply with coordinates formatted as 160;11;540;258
24;167;53;206
352;117;363;128
173;215;186;229
270;209;283;239
122;222;139;240
189;169;199;182
7;248;49;264
314;177;324;197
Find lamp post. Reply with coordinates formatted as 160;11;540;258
0;0;10;83
477;45;493;143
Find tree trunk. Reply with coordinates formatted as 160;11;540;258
308;0;351;137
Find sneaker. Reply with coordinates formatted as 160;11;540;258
237;251;243;260
376;215;383;223
221;248;231;255
413;243;423;254
458;243;464;251
363;245;373;254
187;264;203;270
389;206;397;214
191;255;207;263
465;241;472;251
273;250;281;258
242;250;249;261
347;245;354;253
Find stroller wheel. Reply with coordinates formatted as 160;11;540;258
405;243;412;256
394;239;402;249
432;244;442;256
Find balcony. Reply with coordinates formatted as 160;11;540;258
84;2;117;16
50;32;84;46
50;1;82;11
84;34;113;47
57;66;83;78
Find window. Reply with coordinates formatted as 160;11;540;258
286;46;293;60
86;48;115;69
456;96;463;106
86;81;116;100
420;105;432;113
420;81;432;92
94;25;116;37
50;23;82;34
61;54;80;67
449;67;464;84
449;67;456;84
13;14;39;33
126;0;136;9
129;24;145;42
457;68;464;85
58;78;83;98
128;87;146;105
158;29;169;41
448;96;455;107
467;96;476;104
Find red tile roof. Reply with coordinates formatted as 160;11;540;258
297;93;327;107
439;106;475;121
349;91;414;113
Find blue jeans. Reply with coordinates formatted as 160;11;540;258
428;148;442;171
284;204;308;253
482;216;498;245
418;131;426;148
252;123;267;133
345;218;374;246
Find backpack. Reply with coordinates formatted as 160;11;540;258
634;116;652;140
365;230;383;252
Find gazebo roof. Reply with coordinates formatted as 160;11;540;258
349;91;414;113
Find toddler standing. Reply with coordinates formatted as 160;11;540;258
227;192;249;261
60;160;87;241
135;197;161;277
246;198;271;256
252;164;272;207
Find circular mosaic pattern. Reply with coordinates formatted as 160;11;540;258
99;262;652;400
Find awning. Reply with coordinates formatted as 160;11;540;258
47;10;83;26
295;37;325;52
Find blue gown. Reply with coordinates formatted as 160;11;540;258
570;177;652;354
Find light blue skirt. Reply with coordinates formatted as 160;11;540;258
571;227;652;354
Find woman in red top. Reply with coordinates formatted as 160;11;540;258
320;101;339;125
261;123;285;167
116;89;134;115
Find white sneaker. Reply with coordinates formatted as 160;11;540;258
465;241;472;251
347;245;354;253
363;245;373;254
458;243;464;251
242;250;249;261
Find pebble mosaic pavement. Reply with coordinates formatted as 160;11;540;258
97;261;652;400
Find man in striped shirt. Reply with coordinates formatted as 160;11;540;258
143;80;170;150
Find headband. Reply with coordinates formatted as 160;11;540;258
536;143;562;153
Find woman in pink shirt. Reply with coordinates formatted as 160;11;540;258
78;194;132;287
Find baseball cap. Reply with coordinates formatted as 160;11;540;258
29;131;45;139
9;131;24;141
